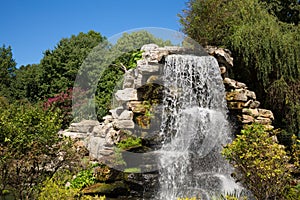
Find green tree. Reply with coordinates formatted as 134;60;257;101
38;30;104;99
0;45;17;99
11;64;41;102
222;124;292;200
260;0;300;25
0;102;77;199
179;0;300;140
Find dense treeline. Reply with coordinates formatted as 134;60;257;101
180;0;300;144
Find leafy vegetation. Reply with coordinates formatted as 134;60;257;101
116;136;142;150
0;102;78;199
180;0;300;142
39;170;106;200
222;124;299;200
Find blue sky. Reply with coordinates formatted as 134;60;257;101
0;0;187;67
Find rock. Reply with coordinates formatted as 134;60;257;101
109;107;124;119
82;181;129;196
258;109;274;120
68;120;100;133
242;108;259;117
255;117;272;125
246;90;256;100
226;89;248;102
224;78;246;90
60;131;87;139
244;100;260;109
118;110;134;120
219;66;226;74
242;114;254;124
92;123;113;138
123;69;135;89
263;124;274;131
146;75;162;84
206;46;233;68
74;140;89;155
127;101;146;113
138;63;160;74
125;173;159;198
105;129;121;145
86;136;107;160
103;115;113;122
141;44;159;51
115;88;138;102
227;102;245;110
134;73;143;88
113;119;135;129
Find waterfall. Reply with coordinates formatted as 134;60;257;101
157;55;240;199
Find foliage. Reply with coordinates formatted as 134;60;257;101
117;137;142;150
222;124;292;199
113;147;126;166
94;50;136;119
123;167;141;173
38;30;104;99
180;0;300;140
70;167;96;189
11;64;41;102
0;45;17;100
0;102;78;199
43;88;73;129
39;170;106;200
260;0;300;24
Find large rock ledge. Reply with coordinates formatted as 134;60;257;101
60;44;276;198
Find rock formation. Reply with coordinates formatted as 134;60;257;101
61;44;276;199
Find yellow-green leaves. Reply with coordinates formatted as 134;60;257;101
222;123;291;199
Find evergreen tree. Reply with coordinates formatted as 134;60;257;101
0;45;17;100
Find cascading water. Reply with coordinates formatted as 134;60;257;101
157;55;241;199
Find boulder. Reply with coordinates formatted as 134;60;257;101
226;89;248;102
242;114;254;124
138;63;160;74
242;108;259;118
82;181;129;196
127;101;147;113
258;109;274;120
68;120;100;133
255;117;272;125
115;88;138;102
141;44;159;51
113;119;135;129
118;110;134;120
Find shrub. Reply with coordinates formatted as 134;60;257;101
222;124;291;199
0;102;78;199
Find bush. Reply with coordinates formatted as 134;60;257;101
222;124;291;199
39;170;106;200
0;102;78;199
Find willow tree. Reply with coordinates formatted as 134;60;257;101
180;0;300;141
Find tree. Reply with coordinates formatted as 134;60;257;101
179;0;300;140
0;45;16;100
260;0;300;25
38;30;104;99
0;102;78;199
11;64;41;102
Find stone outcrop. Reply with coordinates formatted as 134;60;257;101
61;44;277;199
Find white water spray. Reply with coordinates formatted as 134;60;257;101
158;55;241;199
